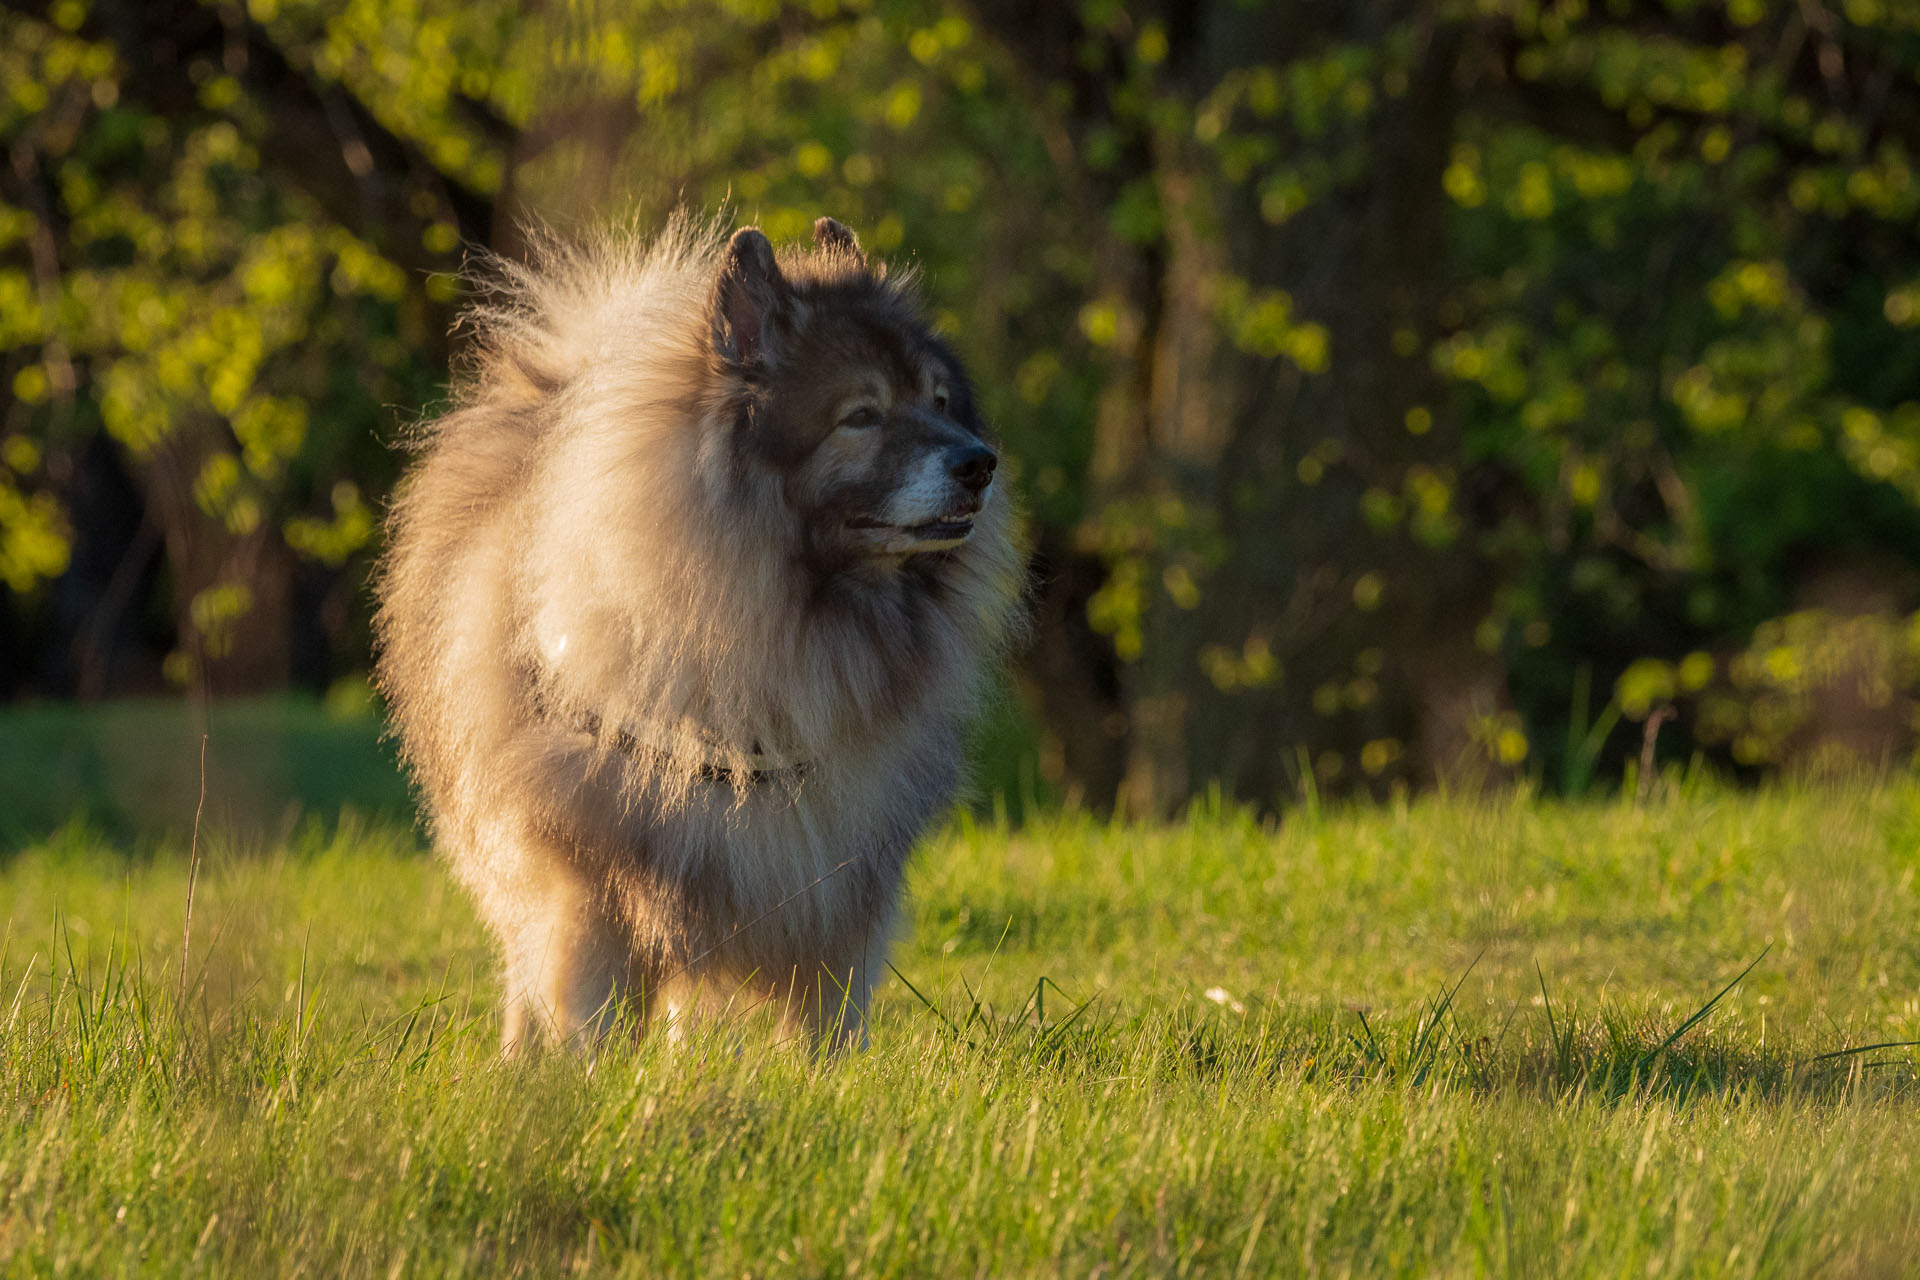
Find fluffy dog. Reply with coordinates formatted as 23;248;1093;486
374;215;1022;1052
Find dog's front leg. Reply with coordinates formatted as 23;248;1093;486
780;914;894;1053
498;869;643;1054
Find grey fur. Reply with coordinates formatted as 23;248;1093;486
374;215;1023;1052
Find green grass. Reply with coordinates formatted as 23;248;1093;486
3;778;1919;1275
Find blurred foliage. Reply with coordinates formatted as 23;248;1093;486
5;0;1920;800
0;0;451;689
1445;0;1920;784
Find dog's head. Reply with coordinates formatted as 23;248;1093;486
710;218;998;570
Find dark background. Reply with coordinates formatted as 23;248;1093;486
4;0;1919;822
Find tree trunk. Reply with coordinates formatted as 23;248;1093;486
976;0;1511;812
139;431;296;696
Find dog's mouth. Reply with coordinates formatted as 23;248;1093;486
846;507;977;545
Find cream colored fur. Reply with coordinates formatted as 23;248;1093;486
375;217;1022;1052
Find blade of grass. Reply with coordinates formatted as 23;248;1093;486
1641;945;1770;1065
886;961;961;1037
178;733;207;1011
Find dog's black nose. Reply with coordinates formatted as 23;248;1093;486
950;443;997;492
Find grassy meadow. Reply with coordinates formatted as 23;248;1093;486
2;741;1919;1274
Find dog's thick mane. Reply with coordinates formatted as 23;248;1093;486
377;216;1024;818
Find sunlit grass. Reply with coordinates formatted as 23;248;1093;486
3;779;1918;1275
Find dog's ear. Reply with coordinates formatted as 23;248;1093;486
813;216;865;268
713;227;787;366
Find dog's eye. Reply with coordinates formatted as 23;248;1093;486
932;388;950;414
839;405;881;429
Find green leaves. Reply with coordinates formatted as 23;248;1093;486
4;0;1920;789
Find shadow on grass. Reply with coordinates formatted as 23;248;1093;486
0;697;415;852
890;954;1920;1108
